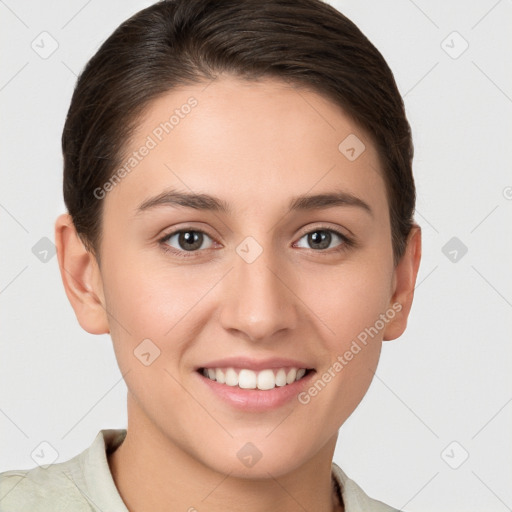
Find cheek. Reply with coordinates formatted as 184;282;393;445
302;258;391;424
102;249;185;332
309;263;391;346
102;251;221;373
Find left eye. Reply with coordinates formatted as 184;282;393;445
294;229;349;251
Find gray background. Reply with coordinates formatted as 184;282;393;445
1;1;511;510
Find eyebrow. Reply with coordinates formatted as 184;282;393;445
135;188;373;217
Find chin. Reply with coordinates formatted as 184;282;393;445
198;442;313;480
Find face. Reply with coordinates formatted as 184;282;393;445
94;75;400;477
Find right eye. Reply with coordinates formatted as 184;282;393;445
159;229;216;257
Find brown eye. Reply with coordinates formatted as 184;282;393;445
295;228;350;251
161;229;214;253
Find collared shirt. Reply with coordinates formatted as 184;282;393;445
0;429;401;511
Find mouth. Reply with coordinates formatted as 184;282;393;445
197;366;315;391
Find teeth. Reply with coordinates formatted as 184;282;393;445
216;368;226;384
275;368;287;386
257;369;275;390
296;368;306;380
286;368;297;384
239;369;257;389
201;367;310;390
225;368;238;386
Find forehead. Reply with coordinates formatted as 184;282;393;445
105;75;387;220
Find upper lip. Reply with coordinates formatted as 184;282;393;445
196;357;315;372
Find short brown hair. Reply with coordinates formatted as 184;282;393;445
62;0;415;266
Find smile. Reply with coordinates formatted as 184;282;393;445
199;367;313;390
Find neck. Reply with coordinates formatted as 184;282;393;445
108;393;343;512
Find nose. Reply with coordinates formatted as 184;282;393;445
219;241;299;343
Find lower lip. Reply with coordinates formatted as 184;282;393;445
196;370;316;412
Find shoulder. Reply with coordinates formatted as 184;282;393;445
0;460;91;511
0;429;127;512
332;462;403;512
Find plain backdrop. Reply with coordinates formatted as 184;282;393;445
1;1;511;511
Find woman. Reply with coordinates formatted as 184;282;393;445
0;0;421;510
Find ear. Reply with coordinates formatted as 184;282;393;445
54;213;110;335
383;224;422;341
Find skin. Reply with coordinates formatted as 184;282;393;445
55;75;421;512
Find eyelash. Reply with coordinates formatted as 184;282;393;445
158;226;355;259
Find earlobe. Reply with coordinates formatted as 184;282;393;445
382;224;422;341
54;213;110;335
